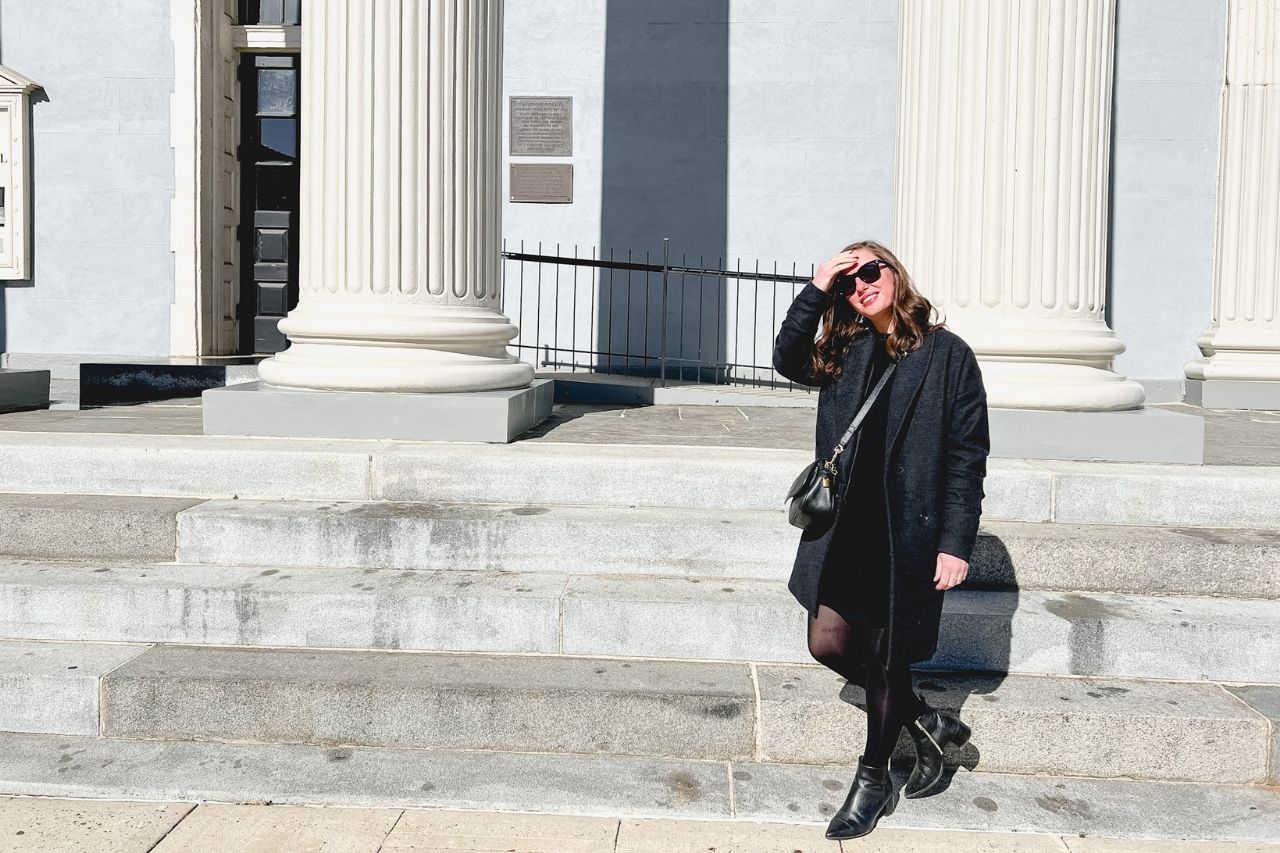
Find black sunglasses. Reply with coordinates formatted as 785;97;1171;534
834;259;889;295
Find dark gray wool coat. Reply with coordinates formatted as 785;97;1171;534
773;283;990;667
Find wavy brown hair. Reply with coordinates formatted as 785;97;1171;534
811;240;939;383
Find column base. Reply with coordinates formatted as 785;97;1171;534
989;407;1204;463
1185;379;1280;411
202;380;553;443
977;360;1147;411
0;369;51;414
259;302;533;393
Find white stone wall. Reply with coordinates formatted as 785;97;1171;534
0;0;175;358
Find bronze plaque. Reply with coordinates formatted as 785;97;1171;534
510;164;573;203
509;96;573;157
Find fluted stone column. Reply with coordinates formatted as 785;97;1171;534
257;0;531;393
894;0;1145;411
1185;0;1280;410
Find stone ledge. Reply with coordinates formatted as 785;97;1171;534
1187;378;1280;411
202;380;553;443
989;406;1204;463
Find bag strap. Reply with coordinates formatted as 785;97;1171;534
824;361;897;470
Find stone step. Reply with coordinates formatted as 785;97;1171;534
3;432;1280;529
96;644;1276;784
0;733;1276;842
0;562;1275;683
0;494;199;561
0;640;148;736
177;499;1280;598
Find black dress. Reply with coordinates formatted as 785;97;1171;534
816;330;895;628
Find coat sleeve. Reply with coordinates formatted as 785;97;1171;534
937;343;990;562
772;282;833;387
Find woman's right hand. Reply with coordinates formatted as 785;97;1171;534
812;250;863;293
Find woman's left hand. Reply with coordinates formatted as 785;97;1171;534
934;552;969;590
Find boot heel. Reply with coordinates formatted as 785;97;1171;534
882;790;899;817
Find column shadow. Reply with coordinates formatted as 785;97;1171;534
598;0;728;382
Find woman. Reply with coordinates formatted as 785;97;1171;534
772;241;989;839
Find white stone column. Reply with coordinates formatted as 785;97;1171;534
257;0;532;393
894;0;1145;411
1185;0;1280;408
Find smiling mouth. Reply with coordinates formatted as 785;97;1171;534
859;291;878;307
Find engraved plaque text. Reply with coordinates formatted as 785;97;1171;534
510;164;573;204
510;96;573;157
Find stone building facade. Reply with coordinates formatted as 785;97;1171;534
0;1;1276;411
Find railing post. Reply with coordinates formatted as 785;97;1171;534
660;237;670;388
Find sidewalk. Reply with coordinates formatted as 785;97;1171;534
1;798;1275;852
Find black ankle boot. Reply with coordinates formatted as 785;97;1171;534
904;708;971;798
824;757;898;840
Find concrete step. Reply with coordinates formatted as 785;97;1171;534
0;640;148;736
0;562;1275;683
177;499;1280;598
0;733;1275;841
96;644;1276;784
4;431;1280;529
0;494;199;561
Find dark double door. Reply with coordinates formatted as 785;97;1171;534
239;53;301;355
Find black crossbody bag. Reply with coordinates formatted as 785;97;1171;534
784;362;897;533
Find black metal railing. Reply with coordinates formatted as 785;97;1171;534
501;239;817;390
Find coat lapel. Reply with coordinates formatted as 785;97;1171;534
884;330;937;462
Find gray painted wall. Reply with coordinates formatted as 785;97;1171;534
0;0;174;358
0;0;1225;389
1109;0;1225;389
503;0;1224;387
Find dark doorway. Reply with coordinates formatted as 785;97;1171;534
238;53;301;355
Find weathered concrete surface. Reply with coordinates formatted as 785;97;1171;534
0;640;150;736
756;666;1270;783
0;563;1273;683
561;576;1280;683
729;762;1280;842
1064;839;1280;852
151;803;399;853
1;428;1279;530
929;590;1280;684
561;574;809;663
1228;685;1280;784
370;443;1054;522
384;809;619;852
0;562;564;653
614;817;851;851
176;497;1280;597
0;797;191;852
969;522;1280;599
0;494;201;561
175;499;798;578
0;733;733;818
103;645;756;760
1046;460;1280;529
0;434;373;499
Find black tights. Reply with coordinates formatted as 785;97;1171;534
807;605;928;768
